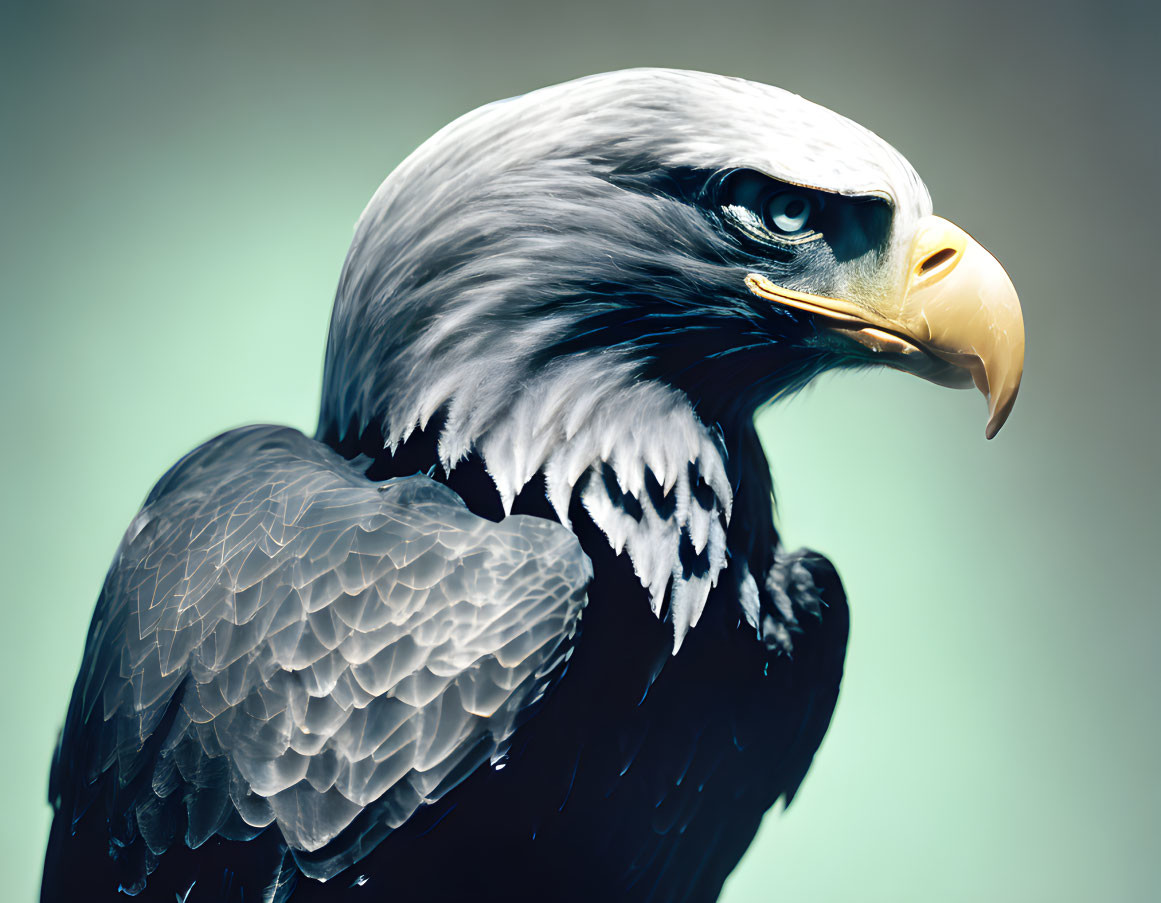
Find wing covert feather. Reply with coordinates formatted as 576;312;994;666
52;425;590;887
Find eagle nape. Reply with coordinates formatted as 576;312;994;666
41;69;1024;903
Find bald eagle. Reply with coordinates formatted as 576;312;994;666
41;69;1023;903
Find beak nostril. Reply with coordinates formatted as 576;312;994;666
919;247;957;274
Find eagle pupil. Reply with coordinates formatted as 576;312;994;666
764;191;812;234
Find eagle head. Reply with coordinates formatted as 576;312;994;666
321;68;1021;441
316;69;1025;645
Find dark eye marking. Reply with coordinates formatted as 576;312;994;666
709;169;893;263
714;170;825;247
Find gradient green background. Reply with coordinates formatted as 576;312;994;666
2;2;1158;900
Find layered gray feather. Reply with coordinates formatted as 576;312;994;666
60;425;589;882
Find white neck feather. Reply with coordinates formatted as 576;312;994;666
383;353;735;653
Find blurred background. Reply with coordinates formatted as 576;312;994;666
2;1;1158;900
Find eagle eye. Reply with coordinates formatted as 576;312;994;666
716;170;823;245
763;191;812;235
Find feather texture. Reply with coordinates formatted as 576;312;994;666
48;426;589;889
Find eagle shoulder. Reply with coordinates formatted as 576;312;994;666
46;425;590;896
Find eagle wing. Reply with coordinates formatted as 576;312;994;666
46;425;590;894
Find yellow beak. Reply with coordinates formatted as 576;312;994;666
745;216;1025;438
